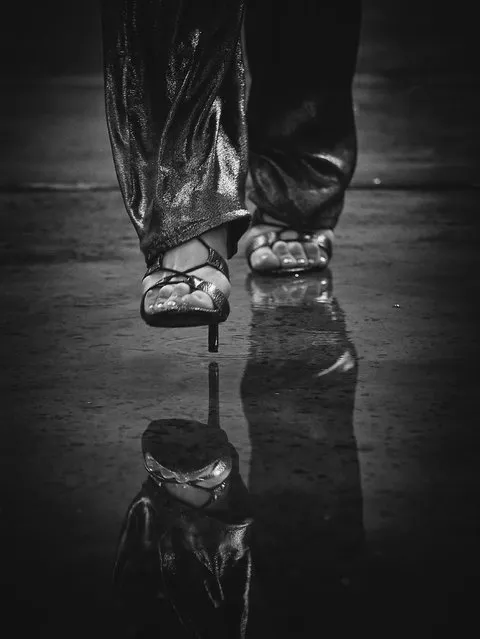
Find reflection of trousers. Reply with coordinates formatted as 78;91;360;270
101;1;361;267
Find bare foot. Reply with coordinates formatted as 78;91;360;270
143;226;230;315
246;213;333;272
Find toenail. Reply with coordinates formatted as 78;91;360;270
259;253;272;262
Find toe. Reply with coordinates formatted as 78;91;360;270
317;247;329;268
157;284;175;299
144;290;159;312
250;246;281;271
184;291;214;309
287;241;308;267
303;242;322;265
144;283;192;313
272;241;296;268
303;242;329;268
170;282;190;298
155;295;172;310
144;286;175;313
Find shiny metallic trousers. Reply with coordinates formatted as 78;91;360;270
101;1;361;267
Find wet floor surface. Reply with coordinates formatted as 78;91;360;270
2;187;479;637
1;3;480;638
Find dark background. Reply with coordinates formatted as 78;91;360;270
0;2;476;78
0;1;478;190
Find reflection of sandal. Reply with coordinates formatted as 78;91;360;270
142;363;233;511
140;238;230;353
246;270;333;309
144;453;232;510
113;362;252;622
244;270;356;378
245;210;333;276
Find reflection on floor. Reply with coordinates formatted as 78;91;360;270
114;364;252;639
113;272;366;637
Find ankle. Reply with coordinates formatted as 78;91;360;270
201;224;228;258
162;226;228;272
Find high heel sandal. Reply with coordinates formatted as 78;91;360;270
140;238;230;353
245;209;333;276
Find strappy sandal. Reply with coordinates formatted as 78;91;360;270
140;238;230;353
245;209;333;276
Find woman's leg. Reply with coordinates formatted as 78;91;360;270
245;0;361;272
101;0;250;310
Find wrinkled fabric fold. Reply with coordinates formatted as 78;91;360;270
246;0;361;231
101;0;250;265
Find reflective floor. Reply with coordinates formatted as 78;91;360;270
1;3;480;638
2;187;479;637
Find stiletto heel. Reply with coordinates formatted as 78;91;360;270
208;323;219;353
140;237;230;352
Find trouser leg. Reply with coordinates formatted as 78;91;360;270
246;0;362;231
101;0;250;266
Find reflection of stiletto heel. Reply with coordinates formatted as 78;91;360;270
208;361;219;427
140;237;230;353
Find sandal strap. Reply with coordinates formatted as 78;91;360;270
143;260;165;279
142;266;193;295
141;238;230;317
197;237;230;280
143;239;229;281
192;277;230;318
298;231;333;258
